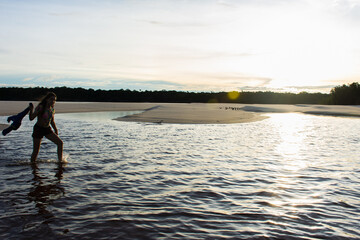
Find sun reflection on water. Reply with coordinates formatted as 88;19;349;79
271;113;310;172
266;113;325;214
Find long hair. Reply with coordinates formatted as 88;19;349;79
37;92;57;115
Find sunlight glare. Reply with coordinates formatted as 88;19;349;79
272;113;309;172
227;91;240;100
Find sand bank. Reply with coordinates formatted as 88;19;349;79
1;101;360;127
117;103;267;124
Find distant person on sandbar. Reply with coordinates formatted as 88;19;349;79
29;92;64;162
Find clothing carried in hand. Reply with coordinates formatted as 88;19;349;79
2;103;33;136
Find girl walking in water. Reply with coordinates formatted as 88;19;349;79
29;92;64;162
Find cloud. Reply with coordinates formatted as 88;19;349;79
0;48;10;54
110;79;186;91
29;75;65;83
196;73;272;86
0;83;37;88
14;73;187;91
236;84;335;93
303;0;360;21
217;0;305;7
1;0;359;94
0;72;336;93
220;77;272;87
285;84;336;90
23;77;34;82
188;52;254;60
158;50;255;61
52;79;113;88
281;84;339;93
343;2;360;20
217;0;237;8
140;18;220;28
48;11;81;17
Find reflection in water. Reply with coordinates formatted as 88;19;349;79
273;113;306;160
268;114;324;215
28;162;65;221
273;113;309;171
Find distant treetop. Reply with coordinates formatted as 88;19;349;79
0;82;359;105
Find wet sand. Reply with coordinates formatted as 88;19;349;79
1;101;360;129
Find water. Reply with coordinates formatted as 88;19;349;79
1;111;359;239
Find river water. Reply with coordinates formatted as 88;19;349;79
0;111;359;239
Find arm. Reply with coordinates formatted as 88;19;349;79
29;105;40;121
51;117;58;135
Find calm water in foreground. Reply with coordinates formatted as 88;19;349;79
0;111;359;239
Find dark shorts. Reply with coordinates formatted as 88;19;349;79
32;124;53;139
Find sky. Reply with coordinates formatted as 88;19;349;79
1;0;360;93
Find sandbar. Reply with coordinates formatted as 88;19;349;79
1;101;360;129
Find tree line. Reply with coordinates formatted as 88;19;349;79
0;82;359;104
329;82;360;105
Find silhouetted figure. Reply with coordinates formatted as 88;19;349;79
2;103;33;136
30;92;63;162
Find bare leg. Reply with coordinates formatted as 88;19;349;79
31;138;42;162
45;133;63;162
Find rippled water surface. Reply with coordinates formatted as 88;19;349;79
1;112;359;239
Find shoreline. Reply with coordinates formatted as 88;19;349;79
1;101;360;129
